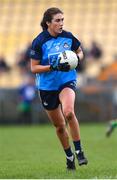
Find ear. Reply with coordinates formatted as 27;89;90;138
46;21;50;26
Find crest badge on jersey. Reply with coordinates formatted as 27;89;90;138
63;42;70;48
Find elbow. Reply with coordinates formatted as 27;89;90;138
31;66;36;74
78;50;84;60
81;51;84;60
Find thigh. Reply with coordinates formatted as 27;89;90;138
46;106;66;126
59;87;75;111
39;90;60;110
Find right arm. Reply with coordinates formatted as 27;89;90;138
31;59;51;74
31;58;70;73
30;38;51;73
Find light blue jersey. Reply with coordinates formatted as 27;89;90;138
30;30;81;90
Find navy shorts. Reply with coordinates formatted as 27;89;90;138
39;81;76;110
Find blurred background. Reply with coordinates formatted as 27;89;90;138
0;0;117;124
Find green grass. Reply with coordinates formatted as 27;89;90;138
0;123;117;179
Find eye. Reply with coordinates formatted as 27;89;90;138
56;19;61;22
55;18;64;22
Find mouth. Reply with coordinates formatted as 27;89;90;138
59;27;63;31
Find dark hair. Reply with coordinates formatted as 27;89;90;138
40;7;63;31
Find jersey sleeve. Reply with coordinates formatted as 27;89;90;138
71;34;81;51
30;38;42;60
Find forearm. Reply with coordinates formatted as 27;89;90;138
76;47;84;61
31;64;51;73
77;50;84;61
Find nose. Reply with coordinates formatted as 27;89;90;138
60;20;63;26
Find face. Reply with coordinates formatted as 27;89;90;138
47;13;64;36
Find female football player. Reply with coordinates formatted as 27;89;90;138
30;7;88;170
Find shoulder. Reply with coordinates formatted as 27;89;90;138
62;30;81;41
32;31;50;47
60;30;74;38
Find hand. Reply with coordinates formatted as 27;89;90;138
57;62;70;72
75;55;80;71
50;58;70;72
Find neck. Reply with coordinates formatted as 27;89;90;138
47;29;58;37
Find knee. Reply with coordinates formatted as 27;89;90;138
55;124;66;134
63;109;75;121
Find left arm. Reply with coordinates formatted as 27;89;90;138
75;46;84;62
